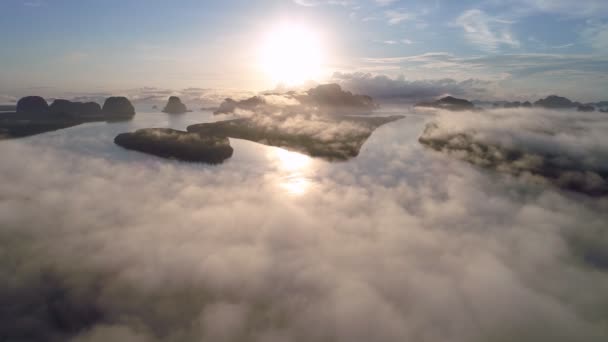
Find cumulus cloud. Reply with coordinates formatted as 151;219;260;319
1;110;608;341
455;9;520;52
583;20;608;51
359;53;608;101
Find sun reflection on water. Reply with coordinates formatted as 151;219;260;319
281;176;313;195
272;148;314;195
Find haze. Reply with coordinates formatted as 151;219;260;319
1;1;607;342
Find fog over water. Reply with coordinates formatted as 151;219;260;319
1;107;608;341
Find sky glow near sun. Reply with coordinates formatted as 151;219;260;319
2;1;608;101
258;22;325;86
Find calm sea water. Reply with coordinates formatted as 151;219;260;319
17;107;434;196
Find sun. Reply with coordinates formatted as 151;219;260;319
258;22;324;86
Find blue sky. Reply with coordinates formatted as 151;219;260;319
0;0;607;101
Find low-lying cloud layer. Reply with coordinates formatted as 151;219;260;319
1;111;608;341
419;108;608;196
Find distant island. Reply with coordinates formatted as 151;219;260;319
534;95;578;109
0;96;135;139
490;101;533;108
162;96;189;114
416;94;606;112
415;96;476;111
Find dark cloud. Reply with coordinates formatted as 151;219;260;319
332;72;491;103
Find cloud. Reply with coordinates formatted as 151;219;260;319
382;39;414;45
493;0;608;17
293;0;352;7
332;72;492;102
364;52;608;77
1;109;608;341
375;0;397;6
583;20;608;51
23;1;43;7
419;108;608;196
0;94;17;104
215;84;377;116
385;9;414;25
550;43;575;49
456;9;520;52
359;52;608;101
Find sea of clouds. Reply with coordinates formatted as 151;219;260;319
1;108;608;341
419;108;608;196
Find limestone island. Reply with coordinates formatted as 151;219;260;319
415;96;477;111
162;96;189;114
0;96;136;139
114;128;233;164
115;84;403;162
187;115;404;161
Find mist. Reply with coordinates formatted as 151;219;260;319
1;109;607;341
419;108;608;195
3;0;608;340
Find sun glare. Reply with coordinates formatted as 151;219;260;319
272;148;313;195
258;22;324;86
274;148;311;171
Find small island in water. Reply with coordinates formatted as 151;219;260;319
115;128;233;163
187;115;403;161
162;96;189;114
